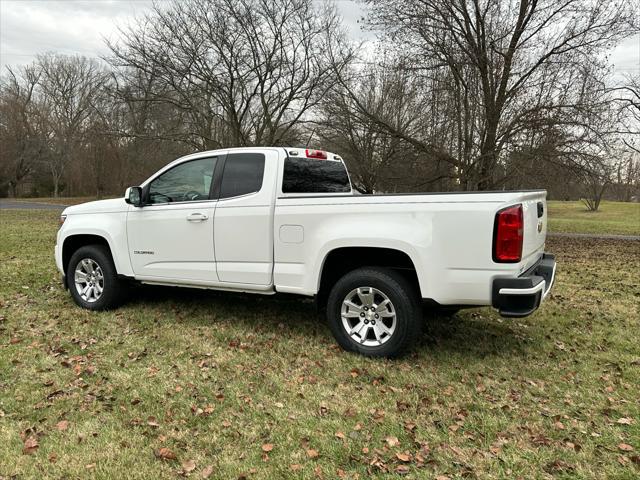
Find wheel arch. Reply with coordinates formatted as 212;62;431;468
317;246;422;308
62;234;113;275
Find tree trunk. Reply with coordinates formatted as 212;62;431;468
8;181;18;198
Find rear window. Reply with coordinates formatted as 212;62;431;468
219;153;265;199
282;157;351;193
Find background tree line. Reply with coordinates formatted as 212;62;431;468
1;0;638;208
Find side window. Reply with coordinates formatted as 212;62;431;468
148;157;216;204
219;153;265;199
282;157;351;193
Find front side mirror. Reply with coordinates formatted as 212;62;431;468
125;186;143;207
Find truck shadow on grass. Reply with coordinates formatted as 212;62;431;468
419;312;530;359
125;284;529;360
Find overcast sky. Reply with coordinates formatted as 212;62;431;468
1;0;638;79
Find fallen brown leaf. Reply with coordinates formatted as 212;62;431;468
403;422;416;433
201;465;214;478
182;459;196;473
617;417;634;425
22;435;39;455
306;448;319;459
385;436;400;448
261;443;274;452
56;420;69;431
619;443;634;452
154;447;177;460
395;452;411;462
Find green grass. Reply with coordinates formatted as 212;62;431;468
548;201;640;236
0;209;639;479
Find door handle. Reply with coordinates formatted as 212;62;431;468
186;212;209;222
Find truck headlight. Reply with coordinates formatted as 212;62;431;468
59;214;67;227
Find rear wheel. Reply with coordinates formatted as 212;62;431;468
326;267;421;357
67;245;126;310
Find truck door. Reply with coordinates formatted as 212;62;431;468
127;156;220;283
213;150;277;285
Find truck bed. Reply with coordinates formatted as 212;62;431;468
273;190;548;305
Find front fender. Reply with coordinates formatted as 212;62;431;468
59;211;133;277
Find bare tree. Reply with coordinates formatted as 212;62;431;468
610;73;640;155
317;64;429;193
108;0;353;149
357;0;638;189
37;54;107;197
0;65;45;197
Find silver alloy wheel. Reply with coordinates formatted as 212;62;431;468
74;258;104;303
341;287;397;347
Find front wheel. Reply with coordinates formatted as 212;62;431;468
66;245;126;310
326;267;422;358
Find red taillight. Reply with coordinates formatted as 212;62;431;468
305;149;327;160
493;204;523;263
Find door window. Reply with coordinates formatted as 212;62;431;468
219;153;265;199
148;157;216;204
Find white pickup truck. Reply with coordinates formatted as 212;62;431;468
55;147;556;357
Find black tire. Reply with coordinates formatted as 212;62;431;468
326;267;422;358
66;244;127;311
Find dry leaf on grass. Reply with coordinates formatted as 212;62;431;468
182;459;196;473
154;447;177;460
395;452;411;462
56;420;69;431
201;465;214;478
617;417;634;425
22;435;39;455
385;436;400;448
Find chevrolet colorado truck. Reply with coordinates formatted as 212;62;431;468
55;147;556;357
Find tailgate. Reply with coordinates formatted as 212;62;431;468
520;192;547;264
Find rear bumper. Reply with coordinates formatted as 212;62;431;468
492;253;556;317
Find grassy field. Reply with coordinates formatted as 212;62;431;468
547;201;640;236
1;210;639;479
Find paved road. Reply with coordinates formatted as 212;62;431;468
0;200;68;210
547;232;640;241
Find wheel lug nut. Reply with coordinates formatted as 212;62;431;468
371;320;376;325
363;306;368;311
364;319;369;324
360;312;365;317
375;314;379;319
